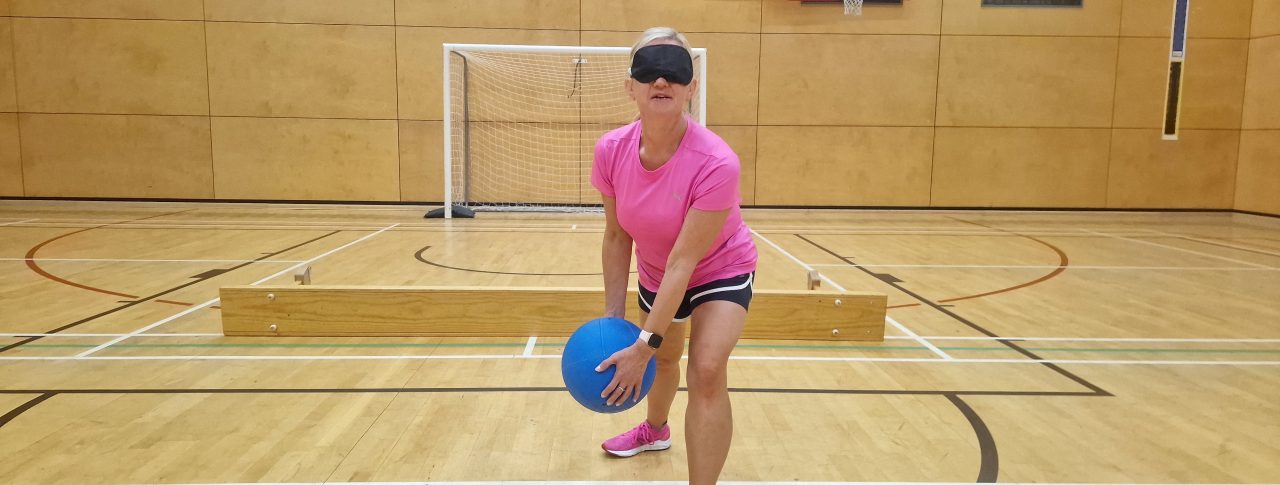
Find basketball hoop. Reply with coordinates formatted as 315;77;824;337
845;0;863;15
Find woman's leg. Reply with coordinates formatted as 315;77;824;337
685;300;747;485
643;309;688;427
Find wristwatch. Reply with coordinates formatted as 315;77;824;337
638;330;663;350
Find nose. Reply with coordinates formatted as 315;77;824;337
652;77;670;88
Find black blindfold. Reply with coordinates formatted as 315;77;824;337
629;44;694;85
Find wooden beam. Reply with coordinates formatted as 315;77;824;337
220;286;886;341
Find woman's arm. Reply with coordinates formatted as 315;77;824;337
598;206;730;406
601;196;633;318
637;207;729;339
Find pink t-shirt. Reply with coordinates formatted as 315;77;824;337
591;115;758;290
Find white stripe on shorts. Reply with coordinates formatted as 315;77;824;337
689;272;753;302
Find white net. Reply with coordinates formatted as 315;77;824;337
845;0;864;15
444;44;706;214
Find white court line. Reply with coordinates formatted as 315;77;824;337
18;217;593;228
2;354;1276;366
0;258;307;264
15;221;605;233
0;218;38;226
0;333;223;338
882;336;1280;343
809;263;1279;271
1081;229;1274;269
75;224;401;357
748;229;953;360
523;337;538;357
5;333;1279;344
1139;228;1280;258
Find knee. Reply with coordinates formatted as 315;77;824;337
685;358;728;399
656;351;682;370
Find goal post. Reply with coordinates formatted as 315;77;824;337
430;43;707;218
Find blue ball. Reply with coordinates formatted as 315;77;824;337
561;317;657;413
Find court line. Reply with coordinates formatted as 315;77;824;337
1081;229;1274;269
808;263;1279;271
748;229;953;360
796;232;1110;397
0;218;38;226
14;217;1205;236
1138;228;1280;258
20;342;1280;355
0;258;307;264
1;354;1276;365
523;337;538;357
76;224;401;357
6;333;1278;344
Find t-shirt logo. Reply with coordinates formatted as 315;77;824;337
671;191;682;201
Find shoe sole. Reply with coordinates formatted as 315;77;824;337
603;439;672;457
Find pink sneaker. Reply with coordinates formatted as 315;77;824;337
602;421;672;457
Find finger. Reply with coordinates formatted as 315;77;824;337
601;376;620;398
608;382;630;406
595;356;616;373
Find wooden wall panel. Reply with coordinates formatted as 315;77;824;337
1234;130;1280;215
937;36;1117;128
0;18;15;112
1114;38;1248;129
581;0;760;33
759;34;938;126
205;0;395;25
756;127;932;206
1108;130;1238;209
212;118;399;201
396;0;578;29
932;128;1111;208
399;120;443;203
206;22;397;118
1120;0;1253;38
12;18;208;115
9;0;202;20
1242;36;1280;130
20;114;213;198
0;113;20;196
1253;0;1280;37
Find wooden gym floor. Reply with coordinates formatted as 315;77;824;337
0;200;1277;484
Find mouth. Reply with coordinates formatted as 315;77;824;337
650;94;672;101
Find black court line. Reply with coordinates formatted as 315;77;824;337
947;394;999;483
795;234;1111;397
415;245;621;276
0;393;55;429
0;387;1107;397
0;231;340;354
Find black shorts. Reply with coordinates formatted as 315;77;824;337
637;272;754;322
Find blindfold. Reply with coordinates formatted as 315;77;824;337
629;44;694;85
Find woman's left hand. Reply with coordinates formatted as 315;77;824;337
596;341;655;406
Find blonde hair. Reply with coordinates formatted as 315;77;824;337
629;27;693;62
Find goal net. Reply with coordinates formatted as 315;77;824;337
439;43;707;217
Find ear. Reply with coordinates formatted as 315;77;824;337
624;78;636;100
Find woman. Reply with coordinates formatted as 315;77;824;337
590;27;758;485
